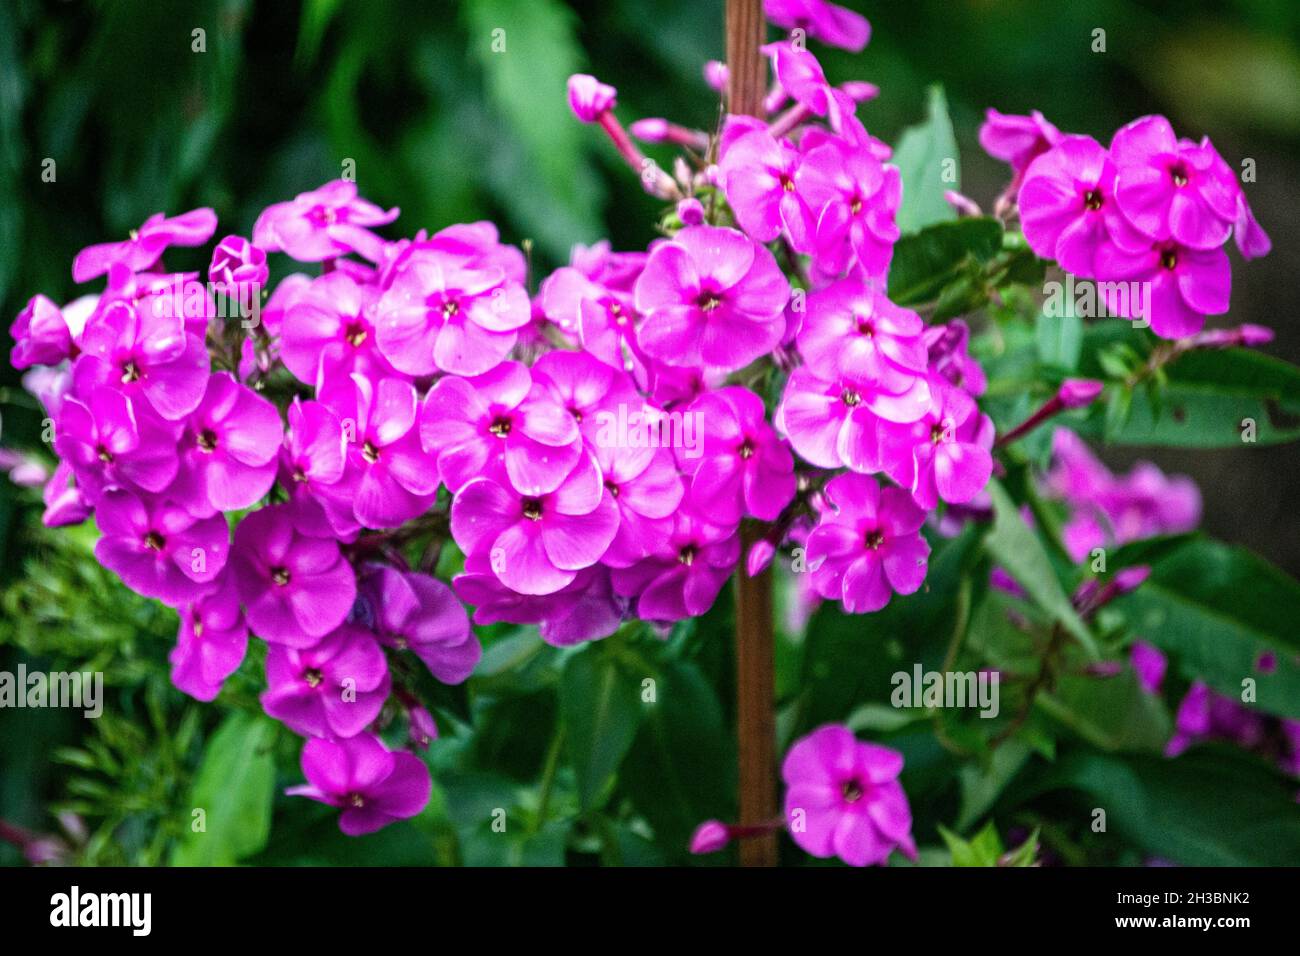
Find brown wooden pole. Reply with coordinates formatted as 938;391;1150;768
726;0;778;868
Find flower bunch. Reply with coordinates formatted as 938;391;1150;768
984;108;1271;339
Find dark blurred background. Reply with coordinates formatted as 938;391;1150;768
1;0;1297;575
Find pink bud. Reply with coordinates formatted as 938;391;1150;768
676;198;705;227
1239;324;1274;346
566;74;617;123
1057;378;1104;409
703;60;729;93
1084;661;1124;678
689;820;731;855
1113;565;1151;593
840;81;879;103
629;118;670;143
408;706;438;751
746;539;776;577
944;190;982;218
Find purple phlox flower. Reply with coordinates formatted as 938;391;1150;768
169;371;283;515
253;180;399;263
878;377;994;510
806;474;929;613
1020;134;1132;277
375;245;531;377
93;488;228;607
281;271;394;386
10;294;73;369
720;128;817;249
776;365;929;473
170;573;249;702
1094;233;1230;340
73;208;218;283
208;235;268;309
231;504;357;647
782;724;917;866
764;0;870;52
361;565;479;683
797;135;901;279
454;556;626;646
633;225;789;372
421;360;581;496
76;295;210;421
1110;116;1239;250
55;364;181;498
594;438;683;568
287;733;431;836
979;109;1062;178
798;276;928;391
261;624;391;738
280;399;359;539
608;508;739;622
321;374;439;529
923;320;987;396
679;386;795;523
450;452;619;596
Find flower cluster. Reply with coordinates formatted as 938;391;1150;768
985;109;1270;339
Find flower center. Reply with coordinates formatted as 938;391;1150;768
841;779;864;802
1160;248;1179;271
303;668;323;688
344;322;367;347
271;566;291;587
488;417;512;437
120;361;142;384
931;423;949;444
697;292;722;313
197;428;219;452
605;480;620;498
1169;162;1189;188
865;530;884;551
1083;188;1104;211
348;793;366;808
841;389;861;407
738;440;755;460
850;197;863;215
362;441;381;464
292;467;308;483
522;499;543;521
780;174;796;193
97;445;114;464
679;544;697;566
442;299;460;320
143;531;166;552
856;316;875;337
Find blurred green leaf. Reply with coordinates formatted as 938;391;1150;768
1115;536;1300;718
891;85;958;234
171;712;276;866
887;217;1001;307
559;645;643;811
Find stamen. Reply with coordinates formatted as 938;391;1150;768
271;566;291;587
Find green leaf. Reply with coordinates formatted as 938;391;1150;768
891;85;959;234
559;646;643;811
171;713;277;866
1039;672;1171;752
1079;347;1300;447
956;739;1032;831
887;218;1002;308
1036;748;1300;866
620;659;734;857
1115;537;1300;718
938;820;1003;866
1000;828;1041;866
462;0;604;260
1036;310;1082;372
984;480;1096;656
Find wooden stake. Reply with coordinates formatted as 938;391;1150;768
726;0;777;867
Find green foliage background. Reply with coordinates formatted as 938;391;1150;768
1;0;1299;866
